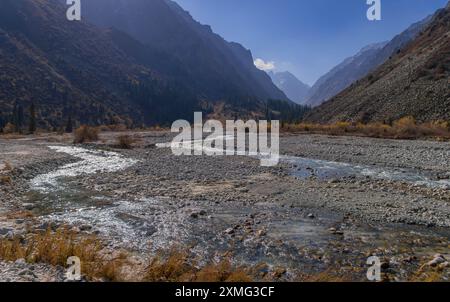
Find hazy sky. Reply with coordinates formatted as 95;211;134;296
176;0;447;85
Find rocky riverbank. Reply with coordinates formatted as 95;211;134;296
0;131;449;281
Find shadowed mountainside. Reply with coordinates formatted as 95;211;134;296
82;0;288;103
0;0;296;130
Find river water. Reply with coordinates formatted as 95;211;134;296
25;144;449;279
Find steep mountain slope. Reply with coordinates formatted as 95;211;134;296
305;42;387;107
82;0;288;102
306;14;432;107
306;3;450;123
268;71;311;105
0;0;293;130
0;0;157;128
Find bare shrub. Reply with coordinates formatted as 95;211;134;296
0;175;12;185
2;123;15;134
117;135;135;149
143;249;253;282
106;124;128;132
3;161;13;171
195;259;252;282
73;126;99;144
392;116;419;139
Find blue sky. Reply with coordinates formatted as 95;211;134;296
175;0;447;85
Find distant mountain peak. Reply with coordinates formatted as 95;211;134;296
269;71;310;105
305;12;432;107
358;41;388;54
306;3;450;123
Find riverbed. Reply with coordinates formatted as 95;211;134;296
0;132;449;281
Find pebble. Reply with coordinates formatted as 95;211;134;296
427;254;446;267
224;228;235;235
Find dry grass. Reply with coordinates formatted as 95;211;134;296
143;249;252;282
410;270;446;282
73;126;100;144
116;135;135;149
98;124;129;132
0;161;13;185
283;117;450;140
6;210;34;220
409;262;448;282
0;133;26;139
0;175;12;185
0;233;254;282
2;161;13;172
296;270;354;282
1;123;16;134
0;228;127;281
146;125;167;132
4;232;441;282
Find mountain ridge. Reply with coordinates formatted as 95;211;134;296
0;0;294;130
306;3;450;123
305;13;433;107
82;0;288;102
268;71;311;105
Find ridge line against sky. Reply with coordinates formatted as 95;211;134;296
175;0;448;86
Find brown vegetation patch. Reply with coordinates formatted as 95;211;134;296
116;135;136;149
283;117;450;140
73;126;100;144
409;263;448;282
143;249;252;282
0;228;127;281
0;175;12;185
0;232;254;282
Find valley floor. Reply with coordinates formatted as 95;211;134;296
0;132;449;281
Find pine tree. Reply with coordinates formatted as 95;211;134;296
12;102;24;133
18;105;24;131
29;102;36;134
65;115;73;133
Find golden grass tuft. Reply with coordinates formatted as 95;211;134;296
73;126;100;144
195;260;252;282
0;233;254;282
0;175;12;185
143;249;253;282
0;228;126;281
2;161;13;172
409;262;448;282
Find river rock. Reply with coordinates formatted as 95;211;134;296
427;254;446;267
224;228;235;235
